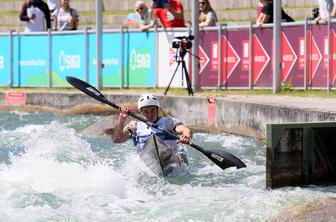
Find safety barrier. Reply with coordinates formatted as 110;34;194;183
0;19;335;90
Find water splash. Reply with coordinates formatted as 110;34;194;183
0;113;335;222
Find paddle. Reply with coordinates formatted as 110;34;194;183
66;76;247;170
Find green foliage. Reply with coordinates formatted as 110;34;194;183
281;81;293;92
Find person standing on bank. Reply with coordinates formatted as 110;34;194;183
315;0;336;24
20;0;51;32
199;0;217;27
47;0;60;14
52;0;79;31
112;94;192;161
153;0;185;28
133;0;156;32
256;0;294;28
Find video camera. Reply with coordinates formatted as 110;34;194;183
171;35;195;50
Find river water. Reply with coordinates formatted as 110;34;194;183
0;111;335;222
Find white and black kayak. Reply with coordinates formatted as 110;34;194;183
140;134;188;176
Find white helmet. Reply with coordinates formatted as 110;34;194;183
137;94;160;110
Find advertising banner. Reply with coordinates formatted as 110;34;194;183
281;26;304;87
253;29;272;87
0;36;10;86
331;26;336;87
123;32;155;87
13;35;48;86
308;25;326;88
198;31;218;87
52;34;86;87
199;30;250;88
157;31;190;89
0;23;334;90
89;33;122;87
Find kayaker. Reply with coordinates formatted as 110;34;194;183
112;93;192;162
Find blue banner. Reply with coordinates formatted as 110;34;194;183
0;36;10;86
123;32;155;87
89;33;122;87
13;35;48;86
52;34;86;86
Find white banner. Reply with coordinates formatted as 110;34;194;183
157;31;190;88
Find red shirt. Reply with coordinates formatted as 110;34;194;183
154;0;185;28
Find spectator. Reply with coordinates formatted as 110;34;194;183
125;1;156;31
256;0;263;19
315;0;336;24
199;0;217;27
153;0;185;28
19;0;51;32
52;0;79;31
256;0;294;28
47;0;60;14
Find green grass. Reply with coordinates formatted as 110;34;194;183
2;87;336;98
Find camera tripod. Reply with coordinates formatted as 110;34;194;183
164;48;194;96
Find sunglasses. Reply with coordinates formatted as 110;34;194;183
136;7;144;12
199;2;206;5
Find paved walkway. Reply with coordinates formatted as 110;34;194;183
220;95;336;113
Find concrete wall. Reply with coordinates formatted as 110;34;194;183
2;92;336;139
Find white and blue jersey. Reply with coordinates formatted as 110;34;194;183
125;116;184;154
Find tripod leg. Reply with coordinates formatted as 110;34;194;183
164;61;181;96
181;61;194;96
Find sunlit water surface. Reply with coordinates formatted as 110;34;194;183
0;111;335;222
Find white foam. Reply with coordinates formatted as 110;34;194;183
1;121;127;203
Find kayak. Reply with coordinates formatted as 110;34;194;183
140;134;188;176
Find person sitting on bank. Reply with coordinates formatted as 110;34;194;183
52;0;79;31
112;94;192;164
199;0;217;27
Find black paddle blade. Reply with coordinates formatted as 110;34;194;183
203;148;246;170
66;76;107;102
66;76;120;110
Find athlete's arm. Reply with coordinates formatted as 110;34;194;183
112;106;131;143
175;124;192;144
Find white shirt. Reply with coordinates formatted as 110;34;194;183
52;7;78;31
25;6;46;32
47;0;60;11
318;0;336;20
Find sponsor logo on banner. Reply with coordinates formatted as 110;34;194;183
222;35;240;82
0;56;3;69
129;49;151;71
58;50;80;71
242;40;249;71
307;32;322;84
281;33;297;81
253;34;270;84
199;46;209;73
20;59;46;66
211;42;219;71
298;38;305;70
